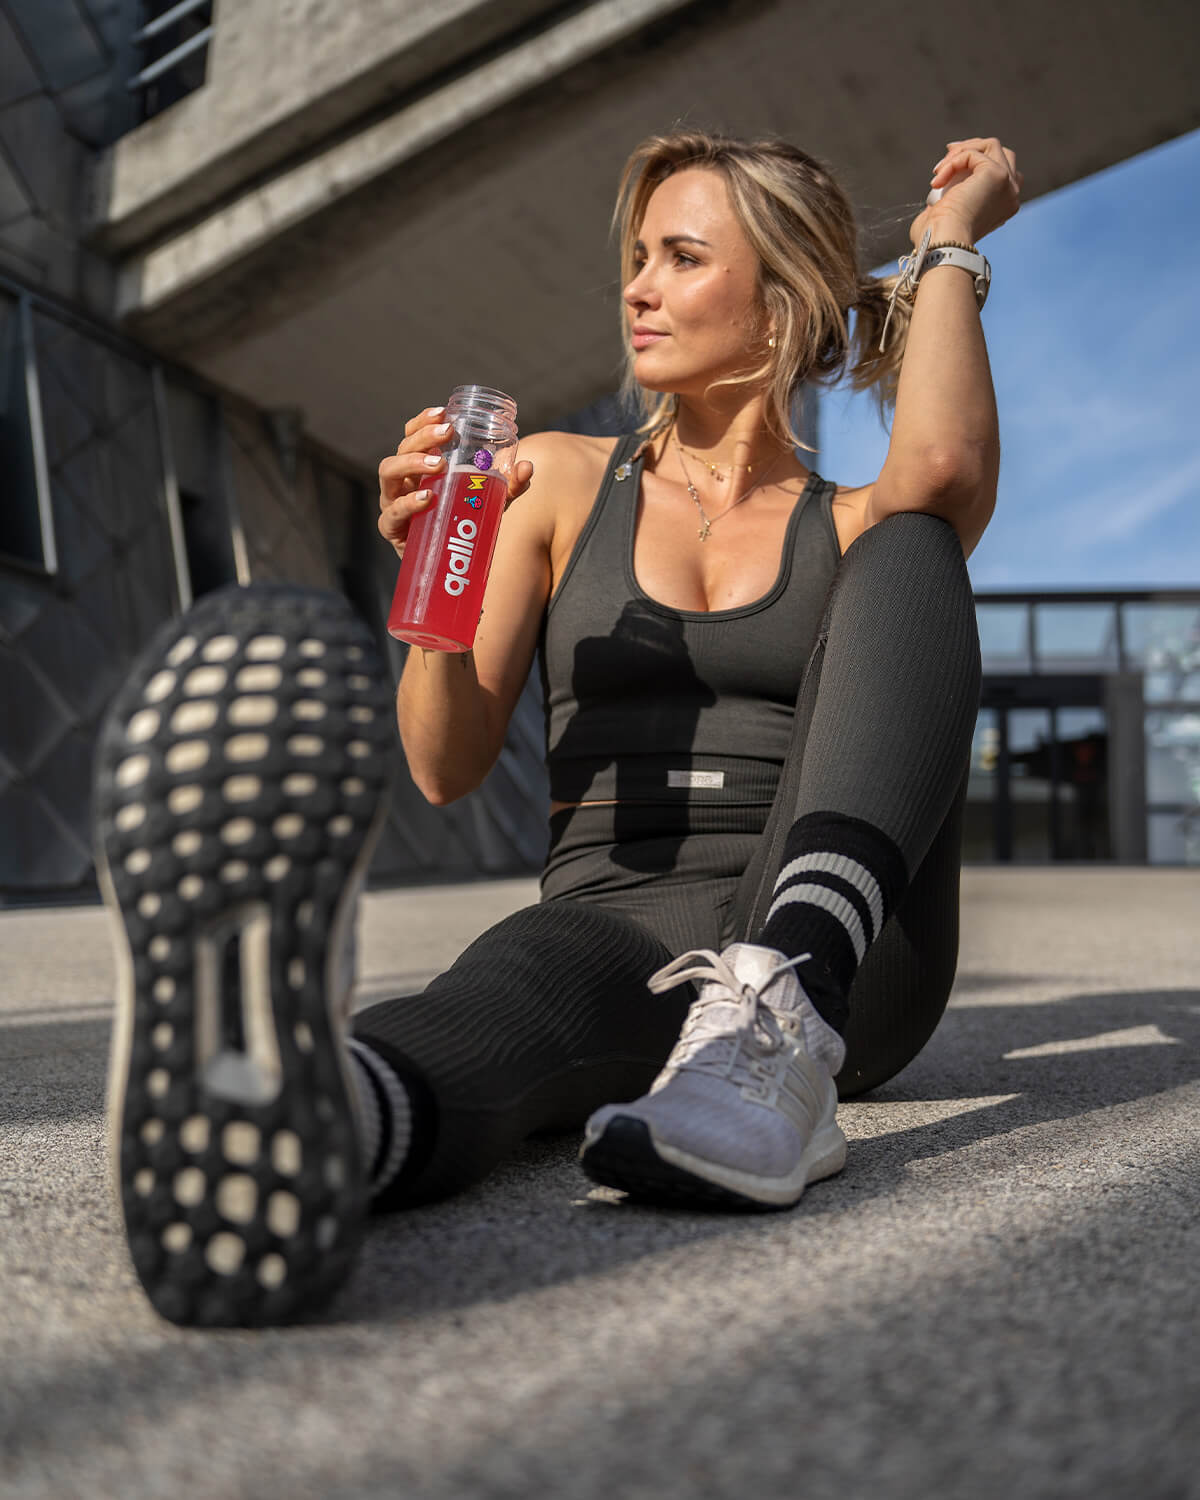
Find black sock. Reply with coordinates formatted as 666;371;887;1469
758;811;908;1033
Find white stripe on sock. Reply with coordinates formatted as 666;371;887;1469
764;882;867;963
346;1045;382;1170
346;1038;412;1195
772;852;883;940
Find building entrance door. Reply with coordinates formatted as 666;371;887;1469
963;677;1112;862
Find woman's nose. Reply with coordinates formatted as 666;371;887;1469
623;268;659;310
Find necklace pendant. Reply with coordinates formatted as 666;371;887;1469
698;520;711;541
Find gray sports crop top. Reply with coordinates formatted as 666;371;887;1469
537;432;842;806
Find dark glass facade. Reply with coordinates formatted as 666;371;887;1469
967;593;1200;864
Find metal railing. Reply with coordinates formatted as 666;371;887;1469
127;0;214;119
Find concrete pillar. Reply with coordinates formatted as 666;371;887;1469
1105;672;1147;863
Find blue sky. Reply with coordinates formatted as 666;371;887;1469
816;127;1200;590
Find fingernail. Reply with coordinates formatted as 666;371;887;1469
433;422;451;436
427;405;445;417
423;454;442;468
412;489;431;503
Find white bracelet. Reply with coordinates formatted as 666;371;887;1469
879;230;991;352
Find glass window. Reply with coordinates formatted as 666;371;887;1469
1147;810;1200;866
976;603;1030;672
1008;707;1054;863
1143;669;1200;705
166;382;237;600
133;1;214;126
963;708;997;863
1032;603;1119;672
1054;708;1110;861
1145;711;1200;805
1142;670;1200;705
1056;707;1107;740
1122;604;1200;685
0;296;49;573
970;709;1000;776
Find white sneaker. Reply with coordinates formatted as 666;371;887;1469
580;944;848;1209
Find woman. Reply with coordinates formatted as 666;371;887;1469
98;130;1021;1326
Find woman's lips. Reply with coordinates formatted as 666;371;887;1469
631;329;668;350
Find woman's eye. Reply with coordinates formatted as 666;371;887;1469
673;252;698;268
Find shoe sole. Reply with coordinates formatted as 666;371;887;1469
579;1115;847;1211
97;584;395;1326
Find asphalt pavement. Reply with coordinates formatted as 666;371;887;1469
2;866;1198;1500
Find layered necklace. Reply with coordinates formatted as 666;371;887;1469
672;434;788;541
674;441;760;483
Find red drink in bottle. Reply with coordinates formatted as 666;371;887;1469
387;386;518;652
388;467;509;651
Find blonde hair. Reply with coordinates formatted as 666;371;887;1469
614;129;910;450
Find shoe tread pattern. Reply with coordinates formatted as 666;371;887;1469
96;584;394;1326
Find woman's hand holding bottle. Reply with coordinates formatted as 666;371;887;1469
378;405;535;560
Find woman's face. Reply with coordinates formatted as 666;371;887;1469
623;168;766;399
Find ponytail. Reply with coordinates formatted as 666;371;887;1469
845;272;912;414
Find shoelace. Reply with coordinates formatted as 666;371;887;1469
647;948;813;1074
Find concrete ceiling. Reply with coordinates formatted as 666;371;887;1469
112;0;1200;471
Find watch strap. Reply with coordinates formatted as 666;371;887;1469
917;245;990;308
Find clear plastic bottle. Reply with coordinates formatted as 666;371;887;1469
387;386;519;652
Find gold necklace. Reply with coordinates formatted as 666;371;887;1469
673;441;756;485
673;436;788;542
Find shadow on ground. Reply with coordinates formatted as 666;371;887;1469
344;981;1200;1322
2;978;1197;1491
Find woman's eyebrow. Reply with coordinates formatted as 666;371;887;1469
633;234;714;252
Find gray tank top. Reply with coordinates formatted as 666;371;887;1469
538;431;842;806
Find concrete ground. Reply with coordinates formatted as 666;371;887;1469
2;867;1198;1500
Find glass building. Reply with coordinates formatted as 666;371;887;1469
967;593;1200;865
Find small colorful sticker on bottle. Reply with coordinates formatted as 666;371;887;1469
473;448;493;471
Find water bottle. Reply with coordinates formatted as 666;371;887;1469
387;386;519;652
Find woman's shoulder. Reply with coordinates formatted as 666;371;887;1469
514;432;631;579
518;431;628;520
519;429;622;475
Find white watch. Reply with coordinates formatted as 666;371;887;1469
879;229;992;353
917;245;991;309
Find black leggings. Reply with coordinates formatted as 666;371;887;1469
355;512;981;1206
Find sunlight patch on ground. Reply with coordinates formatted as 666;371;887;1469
840;1095;1020;1141
1003;1024;1181;1060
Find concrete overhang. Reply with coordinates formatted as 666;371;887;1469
88;0;578;252
93;0;1200;470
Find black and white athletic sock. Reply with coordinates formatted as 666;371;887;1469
346;1038;413;1199
758;811;909;1034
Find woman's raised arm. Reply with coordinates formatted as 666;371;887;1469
863;136;1023;558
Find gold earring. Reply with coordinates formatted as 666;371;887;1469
768;334;777;349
